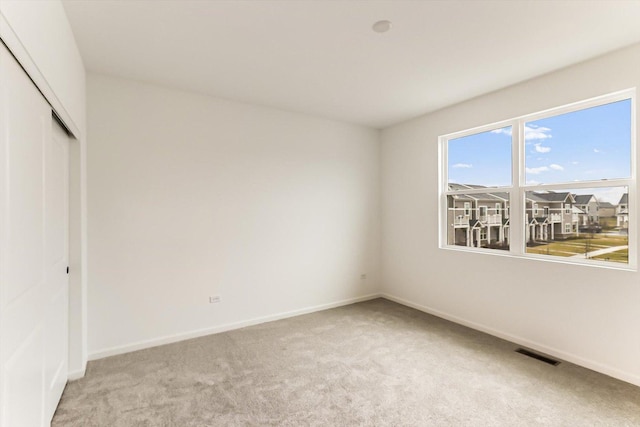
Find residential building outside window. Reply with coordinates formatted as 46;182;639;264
441;90;635;268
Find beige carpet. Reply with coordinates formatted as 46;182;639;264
53;299;640;426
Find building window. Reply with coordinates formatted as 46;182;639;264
441;90;635;268
479;206;488;220
463;202;471;216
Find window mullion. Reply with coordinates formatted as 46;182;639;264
509;119;525;256
439;136;447;248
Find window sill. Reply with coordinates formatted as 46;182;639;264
439;244;637;272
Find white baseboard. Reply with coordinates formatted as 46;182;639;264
380;292;640;388
87;290;640;387
67;366;86;381
89;293;382;361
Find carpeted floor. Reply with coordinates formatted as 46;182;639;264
52;298;640;426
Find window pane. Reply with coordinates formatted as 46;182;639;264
524;187;628;264
524;99;631;185
447;126;512;188
447;192;510;250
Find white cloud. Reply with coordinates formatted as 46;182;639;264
593;148;601;153
525;125;552;141
492;124;552;141
526;166;549;174
491;128;512;136
534;143;551;153
526;163;563;174
571;161;579;165
452;163;472;168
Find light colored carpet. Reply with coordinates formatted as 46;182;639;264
53;299;640;426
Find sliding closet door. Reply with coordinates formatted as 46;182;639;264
0;42;69;426
44;119;70;421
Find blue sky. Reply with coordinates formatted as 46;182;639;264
448;99;631;203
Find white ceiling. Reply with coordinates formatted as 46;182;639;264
63;0;640;129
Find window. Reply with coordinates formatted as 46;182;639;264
445;127;512;251
479;206;488;220
441;90;635;268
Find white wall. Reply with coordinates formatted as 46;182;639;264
87;74;381;357
0;0;87;378
381;43;640;386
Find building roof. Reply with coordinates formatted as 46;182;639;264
527;191;573;203
573;194;596;205
450;194;476;201
448;184;509;202
450;184;618;208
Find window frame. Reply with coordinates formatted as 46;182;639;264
439;89;636;270
479;205;488;220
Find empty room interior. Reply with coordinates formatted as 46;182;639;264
3;0;640;425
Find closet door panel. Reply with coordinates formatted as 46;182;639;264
1;42;69;426
44;120;69;421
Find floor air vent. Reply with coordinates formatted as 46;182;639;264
515;348;560;366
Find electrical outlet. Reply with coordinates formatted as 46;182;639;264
360;274;367;280
209;295;221;304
